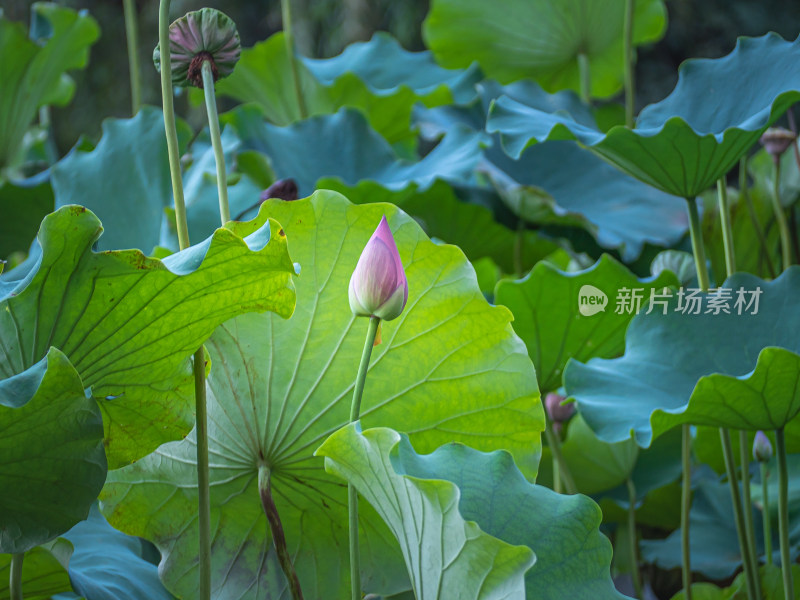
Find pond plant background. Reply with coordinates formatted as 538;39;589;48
4;1;800;599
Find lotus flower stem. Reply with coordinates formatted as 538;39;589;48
680;424;692;600
685;198;710;292
158;3;211;598
200;60;230;224
771;159;793;271
543;418;576;495
577;52;591;105
739;156;776;278
716;179;736;276
739;431;761;580
623;0;635;128
123;0;142;115
760;461;773;566
9;552;23;600
281;0;308;119
259;466;305;600
720;428;759;600
626;478;643;600
348;315;381;600
776;427;794;600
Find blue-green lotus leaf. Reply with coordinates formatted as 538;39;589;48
565;268;800;446
487;33;800;198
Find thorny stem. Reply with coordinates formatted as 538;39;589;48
348;316;380;600
761;462;774;567
720;428;759;600
200;60;230;224
577;52;591;105
259;465;305;600
771;159;793;271
281;0;308;119
681;424;692;600
776;427;794;600
627;478;643;600
739;156;776;278
123;0;142;114
739;431;761;591
686;198;710;291
158;3;210;598
717;179;736;276
10;552;23;600
544;417;577;495
623;0;635;128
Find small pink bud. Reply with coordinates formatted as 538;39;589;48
545;393;575;429
753;431;773;463
349;216;408;321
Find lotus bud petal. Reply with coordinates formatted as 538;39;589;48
753;430;773;463
760;127;796;160
545;393;575;426
153;8;241;88
349;216;408;321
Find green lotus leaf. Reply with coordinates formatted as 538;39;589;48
495;254;678;394
0;538;74;599
671;564;800;600
487;34;800;198
423;0;665;98
0;348;105;553
213;32;480;144
318;423;627;599
51;107;194;253
565;269;800;446
0;205;296;467
100;191;542;599
225;105;483;197
0;175;53;260
0;3;99;171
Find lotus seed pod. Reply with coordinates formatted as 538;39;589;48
153;8;241;88
760;127;796;161
349;216;408;321
753;430;773;463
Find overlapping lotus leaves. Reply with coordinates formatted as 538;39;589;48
423;0;666;98
495;255;678;394
318;425;533;600
226;105;483;196
318;423;627;599
213;32;480;144
487;33;800;198
101;192;542;599
0;3;99;170
0;205;296;467
565;268;800;447
0;538;74;599
0;348;105;554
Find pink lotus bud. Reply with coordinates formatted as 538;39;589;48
545;393;575;435
753;430;773;463
153;8;241;88
349;216;408;321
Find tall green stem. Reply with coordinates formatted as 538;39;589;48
761;462;774;566
686;198;710;291
281;0;308;119
717;179;736;276
771;159;793;271
623;0;635;128
720;429;759;600
10;552;23;600
259;466;304;599
627;478;643;600
348;316;380;600
200;61;230;224
123;0;142;114
681;424;692;600
577;52;591;105
544;418;577;495
740;156;776;278
739;432;761;579
776;427;794;600
158;3;210;598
